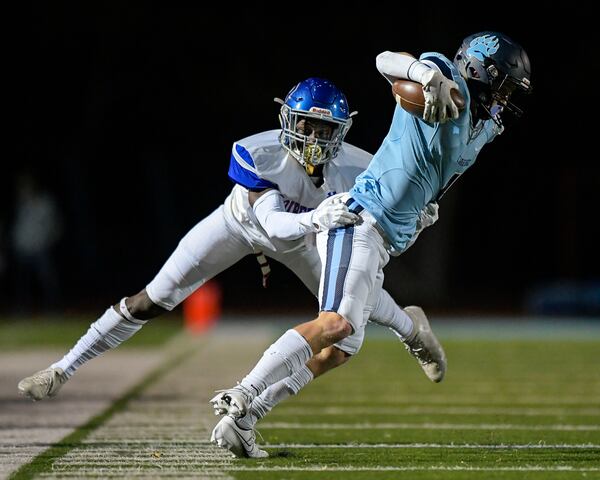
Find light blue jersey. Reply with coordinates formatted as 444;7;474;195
350;52;502;253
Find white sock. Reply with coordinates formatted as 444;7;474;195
237;365;314;429
371;289;413;339
51;306;146;378
238;329;313;400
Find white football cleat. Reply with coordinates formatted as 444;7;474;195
18;367;67;401
211;415;268;458
210;387;252;419
397;306;447;383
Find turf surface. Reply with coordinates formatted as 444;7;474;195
5;320;600;479
232;338;600;479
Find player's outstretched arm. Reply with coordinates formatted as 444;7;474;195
250;190;358;241
376;51;429;85
376;51;460;123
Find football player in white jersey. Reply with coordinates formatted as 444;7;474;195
18;78;439;457
211;32;532;455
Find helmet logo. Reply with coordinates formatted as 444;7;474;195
309;106;333;117
467;35;499;61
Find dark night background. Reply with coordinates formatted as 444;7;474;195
2;3;598;317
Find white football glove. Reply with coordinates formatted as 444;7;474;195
421;69;460;124
310;199;359;232
403;202;440;254
416;201;439;232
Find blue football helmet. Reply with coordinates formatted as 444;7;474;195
276;78;354;171
453;32;532;123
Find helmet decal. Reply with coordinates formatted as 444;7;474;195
309;106;333;116
467;34;500;61
455;31;531;124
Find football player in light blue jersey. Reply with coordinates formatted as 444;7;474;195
212;32;532;448
351;45;509;253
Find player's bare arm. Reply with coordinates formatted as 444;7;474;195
247;188;272;207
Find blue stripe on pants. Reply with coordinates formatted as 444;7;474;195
322;225;355;312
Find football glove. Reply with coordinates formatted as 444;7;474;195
416;201;439;232
421;69;460;124
309;198;359;232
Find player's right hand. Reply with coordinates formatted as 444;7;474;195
421;69;460;124
311;199;359;232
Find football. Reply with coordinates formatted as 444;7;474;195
392;79;466;118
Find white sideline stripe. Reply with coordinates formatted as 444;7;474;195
260;422;600;431
32;443;600;451
263;443;600;449
278;406;600;416
225;466;600;472
298;396;600;405
37;467;600;474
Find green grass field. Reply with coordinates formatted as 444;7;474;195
4;318;600;479
233;337;600;479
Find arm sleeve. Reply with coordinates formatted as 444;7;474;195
375;51;432;85
252;189;316;241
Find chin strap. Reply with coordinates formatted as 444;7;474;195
254;251;271;288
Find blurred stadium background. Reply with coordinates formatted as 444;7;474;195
2;4;599;479
2;4;597;318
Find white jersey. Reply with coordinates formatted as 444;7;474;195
223;129;372;252
146;127;399;355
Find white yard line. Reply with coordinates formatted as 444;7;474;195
292;396;600;405
225;465;599;472
274;406;600;416
260;422;600;431
262;443;600;449
37;465;600;476
44;442;600;450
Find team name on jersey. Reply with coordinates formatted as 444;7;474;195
283;199;312;213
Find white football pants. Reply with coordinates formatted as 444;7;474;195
316;194;391;353
146;204;321;308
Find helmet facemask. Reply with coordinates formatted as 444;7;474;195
490;72;531;118
278;103;352;174
470;68;531;126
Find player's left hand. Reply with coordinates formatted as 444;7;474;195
421;70;460;123
402;202;440;254
417;202;439;230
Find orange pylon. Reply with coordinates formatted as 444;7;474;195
183;281;222;334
